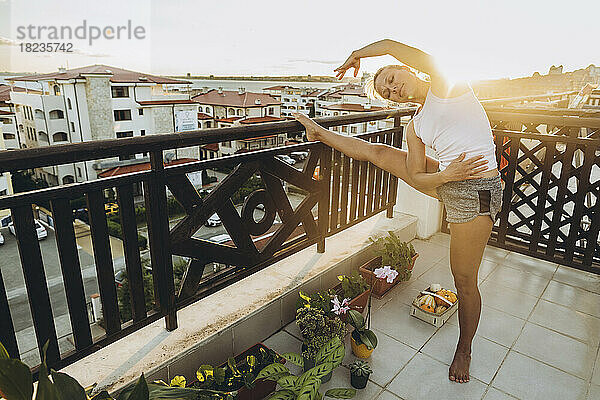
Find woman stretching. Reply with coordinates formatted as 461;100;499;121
293;39;502;384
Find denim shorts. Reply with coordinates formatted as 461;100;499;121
436;173;503;224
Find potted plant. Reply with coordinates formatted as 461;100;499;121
191;343;284;400
360;231;418;298
347;309;377;358
295;307;346;383
331;272;370;320
349;360;372;389
256;337;356;400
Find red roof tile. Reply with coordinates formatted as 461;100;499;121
0;110;15;116
0;84;31;102
263;85;292;91
198;112;213;120
216;116;243;123
7;65;190;84
239;116;285;124
97;158;198;178
137;99;196;105
201;143;219;151
192;89;280;107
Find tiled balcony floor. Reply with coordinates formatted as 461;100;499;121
264;233;600;400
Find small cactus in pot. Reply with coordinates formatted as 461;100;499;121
349;360;372;389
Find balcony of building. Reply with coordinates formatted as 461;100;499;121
0;101;598;400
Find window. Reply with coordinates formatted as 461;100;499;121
3;133;15;140
35;109;44;119
71;122;75;132
49;110;64;119
351;126;357;134
77;167;82;177
205;121;212;128
278;137;284;144
333;112;339;116
140;129;145;136
138;108;144;116
62;175;75;184
52;132;68;142
114;109;132;121
111;86;129;98
341;126;347;133
116;131;134;138
53;85;61;96
268;107;274;116
228;108;235;116
67;98;72;109
237;109;242;116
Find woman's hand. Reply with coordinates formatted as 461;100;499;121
292;113;321;141
440;153;489;182
334;50;361;80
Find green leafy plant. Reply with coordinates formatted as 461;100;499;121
349;361;372;377
369;231;416;282
347;310;378;350
0;341;227;400
295;290;334;313
296;308;345;361
192;345;282;392
337;272;369;300
257;337;356;400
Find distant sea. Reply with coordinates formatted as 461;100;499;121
0;74;346;93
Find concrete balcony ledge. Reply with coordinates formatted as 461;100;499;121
60;211;418;395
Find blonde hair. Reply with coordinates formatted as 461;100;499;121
364;64;428;105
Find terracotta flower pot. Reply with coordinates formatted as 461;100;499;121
359;254;419;299
331;283;370;322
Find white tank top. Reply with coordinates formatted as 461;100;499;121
411;86;498;172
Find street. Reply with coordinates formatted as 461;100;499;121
2;187;308;361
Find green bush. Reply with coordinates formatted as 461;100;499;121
107;219;147;249
231;175;264;205
167;197;185;217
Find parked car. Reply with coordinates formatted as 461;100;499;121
8;219;48;240
0;231;4;245
275;154;296;165
114;265;153;288
205;213;222;227
208;233;232;244
290;151;308;161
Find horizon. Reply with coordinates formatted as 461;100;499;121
1;0;599;83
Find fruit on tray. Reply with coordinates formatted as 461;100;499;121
435;305;448;314
418;294;436;313
434;289;457;306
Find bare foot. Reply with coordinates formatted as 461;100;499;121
449;350;471;383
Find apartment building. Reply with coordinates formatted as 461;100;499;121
7;65;195;186
262;85;319;117
320;103;390;135
192;88;286;158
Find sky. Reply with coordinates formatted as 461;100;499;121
0;0;599;82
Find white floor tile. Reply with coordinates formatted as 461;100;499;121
421;323;509;384
283;320;302;340
482;246;510;264
542;280;600;318
482;387;520;400
529;299;600;346
502;252;558;279
347;330;416;387
387;353;488;400
553;267;600;294
587;384;600;400
372;303;437;349
373;390;403;400
479;279;539;319
448;306;526;348
492;351;587;400
485;266;550;297
513;322;596;380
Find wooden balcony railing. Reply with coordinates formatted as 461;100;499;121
0;110;410;373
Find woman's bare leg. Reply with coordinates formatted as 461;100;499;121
447;215;494;383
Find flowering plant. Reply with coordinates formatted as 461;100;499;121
373;265;398;284
331;295;351;315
